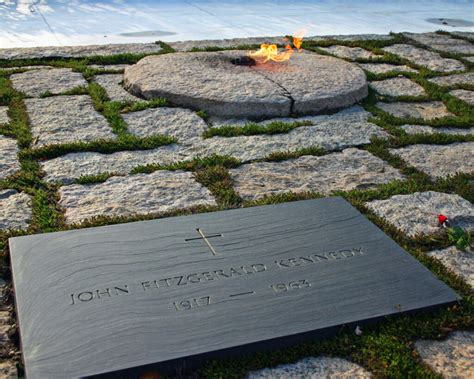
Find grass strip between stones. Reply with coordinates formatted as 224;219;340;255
204;120;312;138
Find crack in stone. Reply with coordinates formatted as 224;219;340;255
250;67;295;115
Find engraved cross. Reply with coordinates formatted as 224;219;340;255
185;228;222;256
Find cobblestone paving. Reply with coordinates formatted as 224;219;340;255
369;77;426;97
24;95;116;147
0;107;9;124
0;31;472;378
93;74;143;102
366;191;474;237
390;143;474;178
10;68;87;97
383;44;465;72
375;101;453;120
247;356;371;378
427;246;473;287
415;331;474;379
230;149;404;201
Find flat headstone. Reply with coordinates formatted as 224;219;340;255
230;148;404;200
366;191;474;237
376;101;453;120
369;77;426;97
92;74;143;103
124;51;368;118
10;198;458;378
415;331;474;378
10;68;87;97
383;44;465;72
24;95;116;147
390;143;474;178
58;171;216;224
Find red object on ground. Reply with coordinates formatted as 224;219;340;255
438;214;448;225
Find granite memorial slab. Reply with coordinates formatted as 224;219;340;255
9;198;458;378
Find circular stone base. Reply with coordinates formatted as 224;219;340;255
124;51;368;119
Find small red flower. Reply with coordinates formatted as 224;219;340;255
438;214;448;225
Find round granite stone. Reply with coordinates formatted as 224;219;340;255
124;51;368;118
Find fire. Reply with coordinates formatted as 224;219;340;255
250;29;306;63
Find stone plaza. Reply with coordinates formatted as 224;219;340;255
0;31;473;378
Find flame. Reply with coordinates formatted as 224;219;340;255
249;29;306;63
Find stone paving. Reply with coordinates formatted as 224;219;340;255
10;68;88;97
24;95;115;147
383;44;466;72
415;331;474;379
366;191;474;237
376;101;453;120
0;107;9;125
0;31;473;378
246;356;371;378
390;143;474;178
230;149;404;201
369;77;426;97
400;124;474;136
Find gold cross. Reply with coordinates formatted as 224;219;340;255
185;228;222;256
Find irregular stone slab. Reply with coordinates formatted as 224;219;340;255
0;43;162;60
428;246;473;287
400;124;474;136
358;63;418;74
369;77;426;97
10;68;87;97
365;191;474;237
390;143;474;178
123;107;208;142
383;44;465;72
428;73;474;87
0;106;8;124
0;189;32;231
465;56;474;63
230;148;404;201
58;171;216;224
1;65;53;72
247;356;371;378
124;51;368;118
92;74;142;103
88;64;130;71
415;331;474;378
319;45;381;60
450;89;474;106
40;106;387;184
170;36;284;52
404;32;474;54
40;145;194;184
24;95;116;147
0;136;20;179
376;101;453;120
